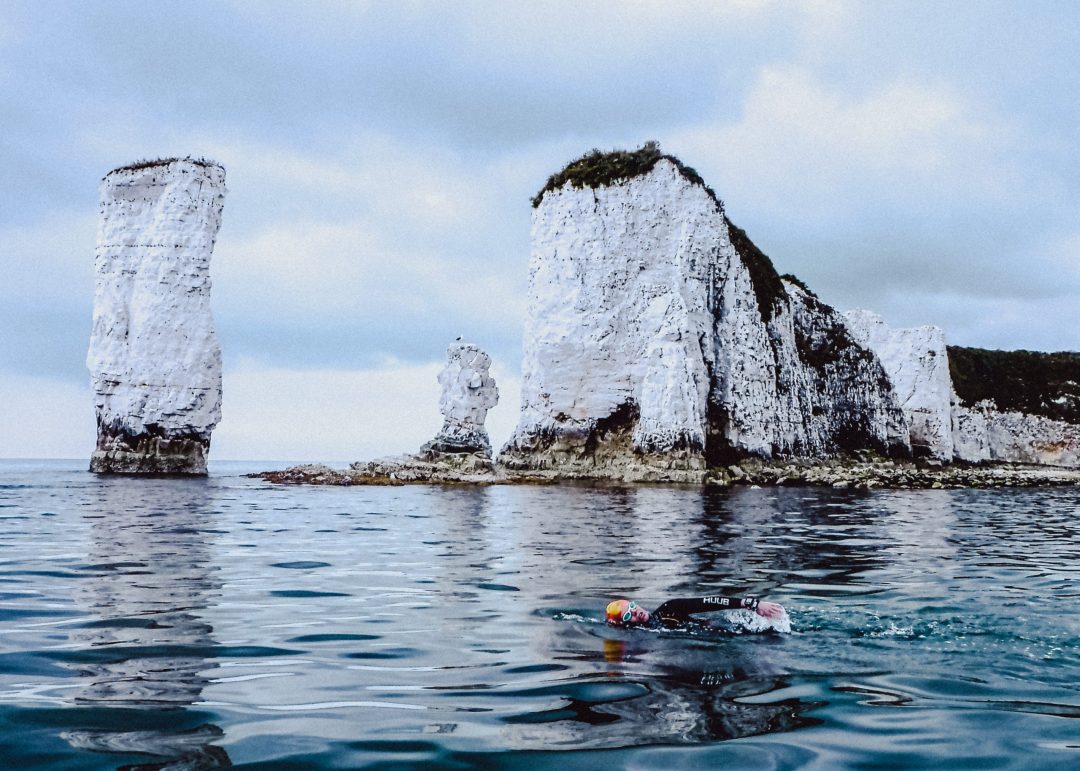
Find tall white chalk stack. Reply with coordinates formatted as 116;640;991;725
86;158;226;474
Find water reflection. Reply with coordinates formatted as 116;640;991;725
62;477;230;769
5;464;1077;766
502;630;820;749
426;485;824;751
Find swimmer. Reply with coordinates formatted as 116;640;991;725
606;594;786;628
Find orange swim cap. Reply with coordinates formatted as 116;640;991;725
606;599;634;625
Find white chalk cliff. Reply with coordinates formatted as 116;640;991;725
844;311;1079;467
420;341;499;457
952;400;1080;466
844;309;954;459
500;149;908;475
86;158;226;474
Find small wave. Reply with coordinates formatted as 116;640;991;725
868;622;916;638
716;608;792;634
259;700;427;711
552;612;601;624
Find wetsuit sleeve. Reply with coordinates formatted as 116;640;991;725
652;595;760;625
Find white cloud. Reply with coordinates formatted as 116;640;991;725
0;214;96;304
670;66;1012;220
214;357;521;462
0;375;94;459
204;133;529;312
867;291;1080;353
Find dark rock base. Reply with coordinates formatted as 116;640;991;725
90;431;210;475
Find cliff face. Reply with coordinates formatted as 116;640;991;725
947;346;1080;424
951;400;1080;466
948;347;1080;466
844;310;954;459
86;158;226;474
845;315;1080;467
504;157;715;473
500;150;907;475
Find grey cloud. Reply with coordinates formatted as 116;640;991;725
2;0;1078;398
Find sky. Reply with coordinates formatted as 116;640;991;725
2;0;1078;461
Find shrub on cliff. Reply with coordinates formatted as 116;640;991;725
948;346;1080;423
726;219;788;323
107;156;221;176
533;142;791;322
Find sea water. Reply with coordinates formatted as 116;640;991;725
0;459;1076;769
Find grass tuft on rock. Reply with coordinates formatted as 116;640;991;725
780;273;816;297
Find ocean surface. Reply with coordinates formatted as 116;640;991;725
0;459;1076;770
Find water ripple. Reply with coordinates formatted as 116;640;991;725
0;463;1077;768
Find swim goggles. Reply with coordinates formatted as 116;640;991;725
621;601;637;622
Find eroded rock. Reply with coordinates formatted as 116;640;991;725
844;309;954;459
420;341;499;458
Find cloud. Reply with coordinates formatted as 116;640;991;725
214;357;521;462
200;134;531;370
671;66;1008;220
0;375;94;459
863;292;1080;354
0;215;96;379
666;66;1078;319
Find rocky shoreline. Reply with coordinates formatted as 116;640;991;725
256;454;1080;489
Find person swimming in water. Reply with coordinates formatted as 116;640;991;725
606;594;786;628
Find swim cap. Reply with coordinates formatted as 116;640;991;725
606;599;636;625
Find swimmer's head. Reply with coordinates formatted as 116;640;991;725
605;599;651;626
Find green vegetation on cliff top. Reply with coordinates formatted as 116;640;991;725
531;141;721;209
948;346;1080;423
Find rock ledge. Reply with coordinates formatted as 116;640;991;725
256;456;1078;489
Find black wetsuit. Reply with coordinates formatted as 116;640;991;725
652;595;760;627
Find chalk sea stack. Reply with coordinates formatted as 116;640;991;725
86;158;226;475
420;341;499;458
499;143;908;478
